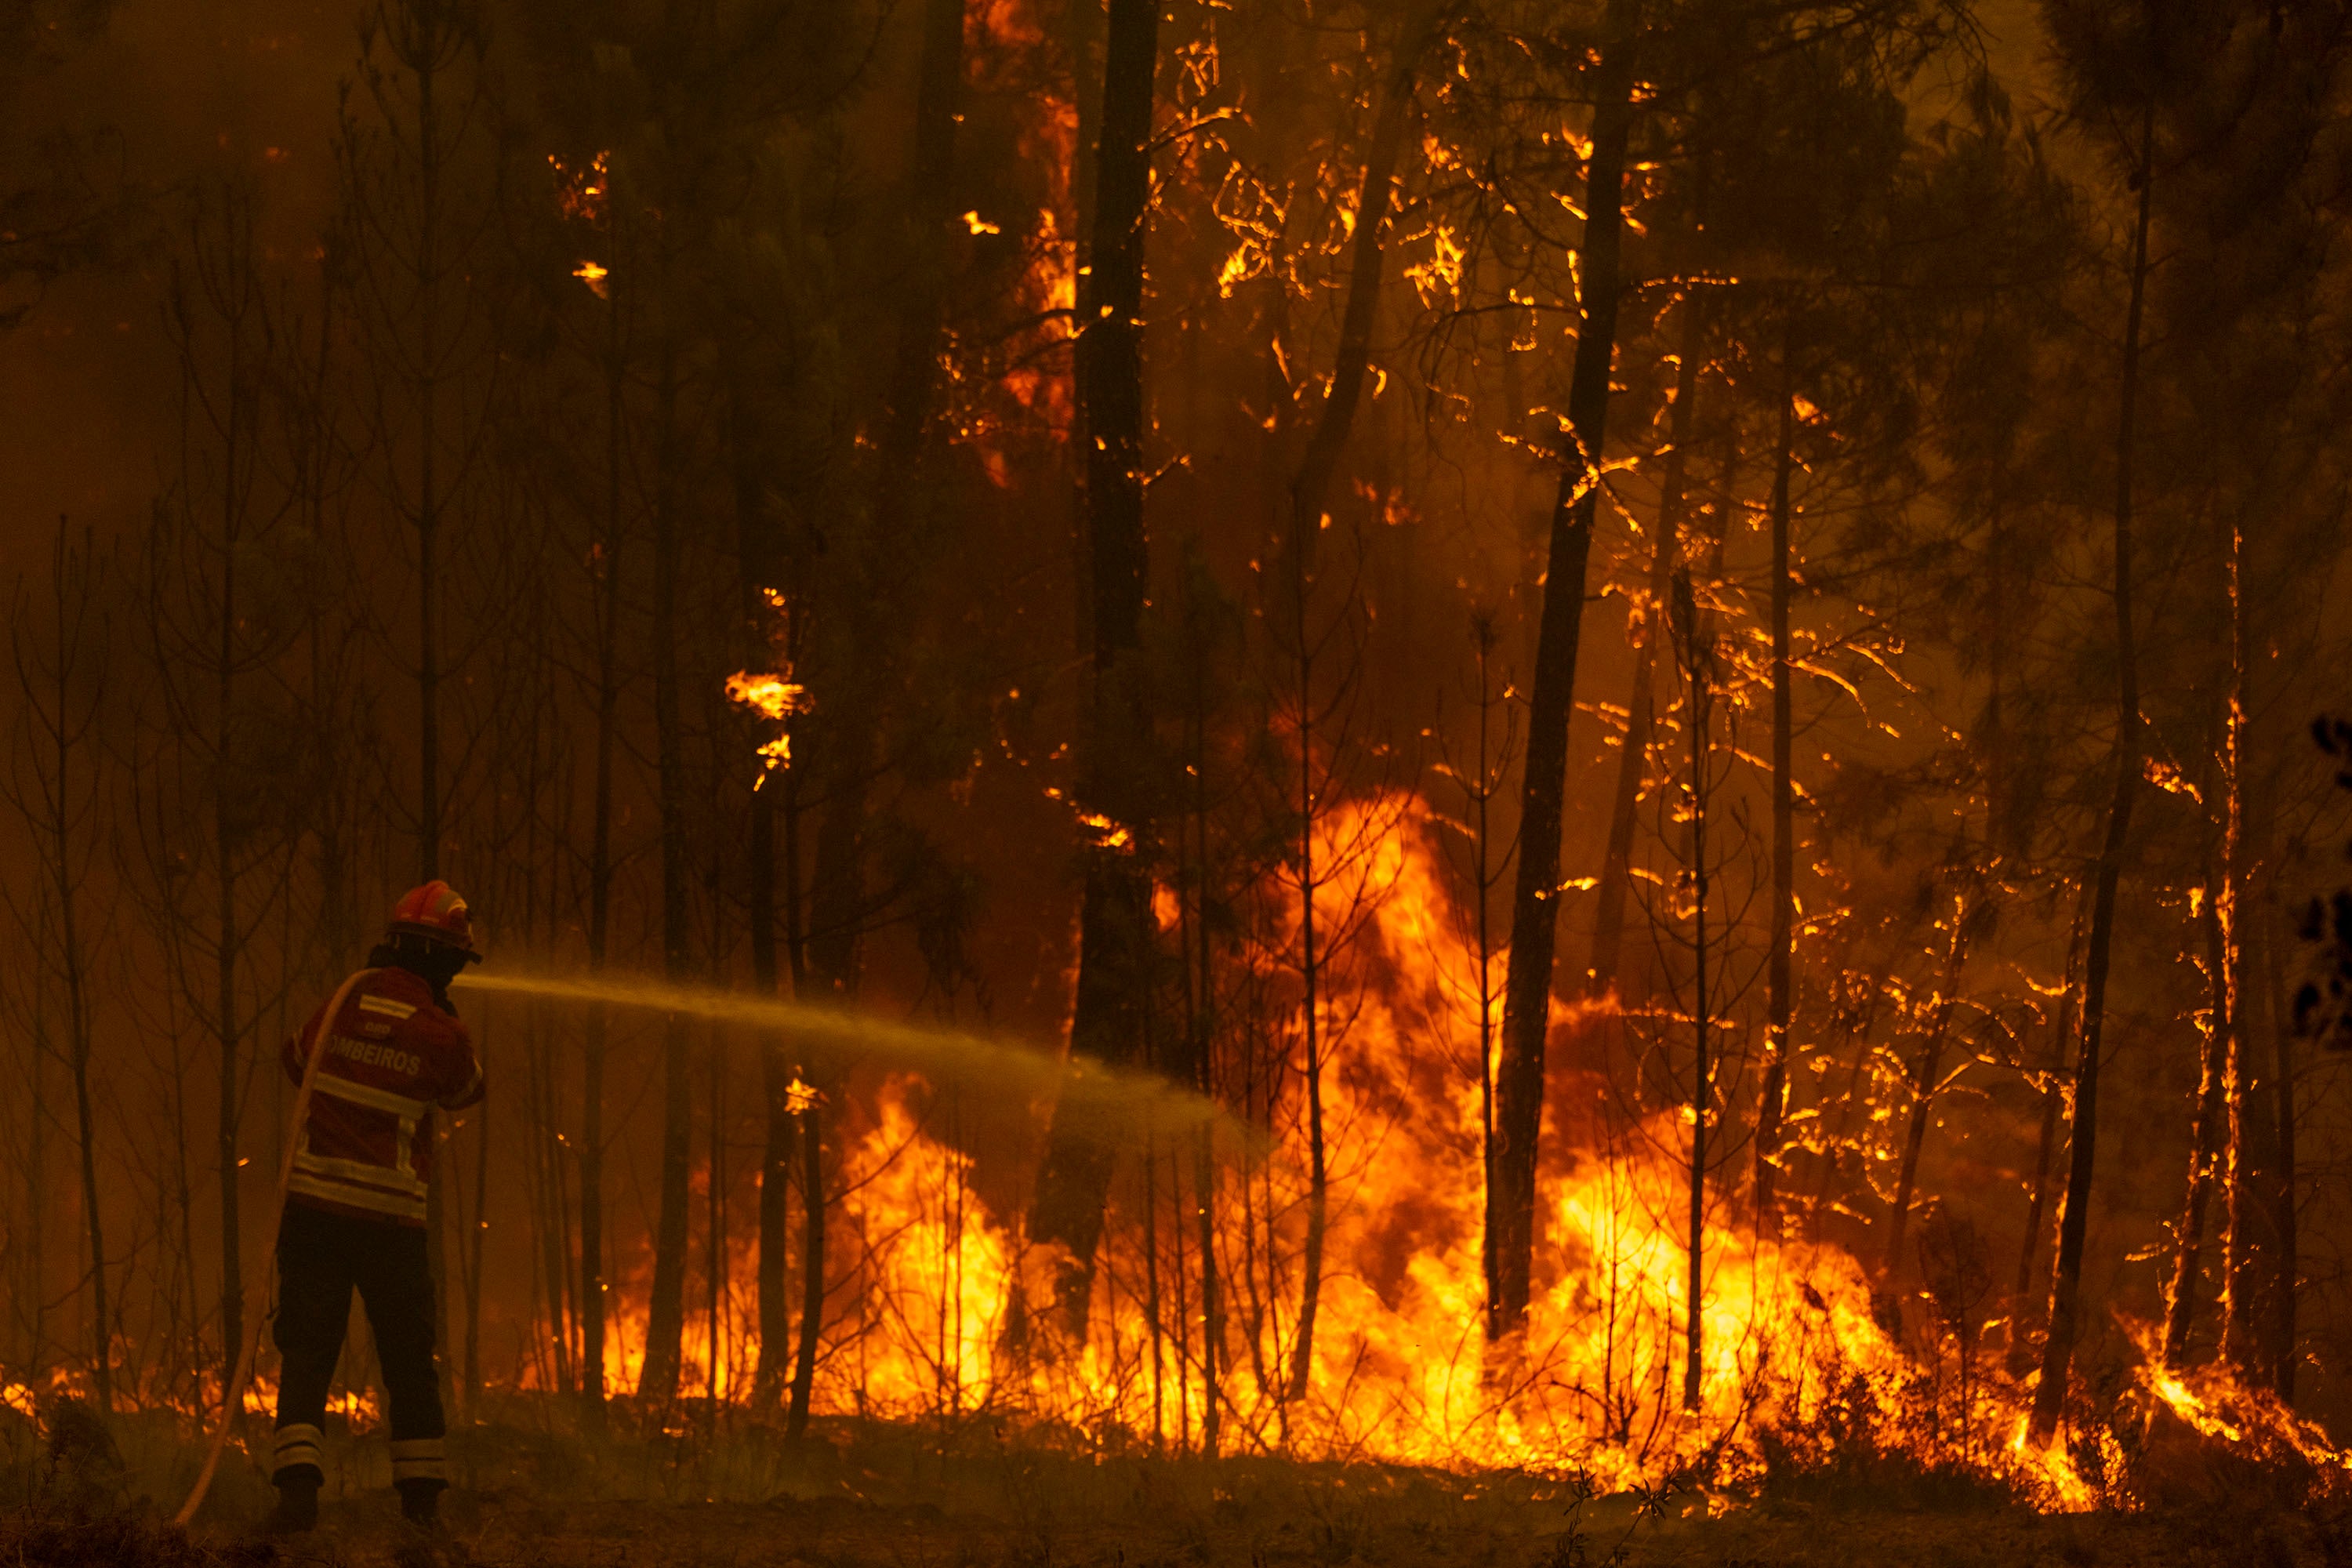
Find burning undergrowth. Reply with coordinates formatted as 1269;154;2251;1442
9;808;2347;1529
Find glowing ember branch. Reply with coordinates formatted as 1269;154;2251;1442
1041;785;1136;851
1076;810;1134;851
2142;754;2203;801
725;670;811;786
727;670;807;721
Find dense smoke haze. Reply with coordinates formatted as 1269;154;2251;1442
2;0;2352;1530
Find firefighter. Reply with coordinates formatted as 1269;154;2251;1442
267;880;485;1534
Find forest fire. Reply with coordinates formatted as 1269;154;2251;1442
5;0;2352;1560
494;804;2345;1515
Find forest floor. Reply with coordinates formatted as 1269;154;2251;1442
5;1407;2349;1568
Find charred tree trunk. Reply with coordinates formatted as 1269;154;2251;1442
786;753;868;1440
2219;521;2284;1385
1884;907;1970;1272
2222;999;2282;1381
2160;883;2229;1365
2012;1062;2064;1363
1755;365;1797;1224
729;352;797;1412
2031;114;2151;1447
25;989;46;1375
13;525;111;1407
198;252;256;1413
2010;895;2084;1374
1030;0;1161;1327
750;766;794;1410
1276;9;1433;1403
1589;299;1698;1004
578;270;627;1429
408;5;456;1426
706;1022;726;1407
1284;5;1428;560
463;1079;489;1406
1287;694;1324;1406
409;10;444;887
1489;8;1633;1341
641;324;692;1410
1178;584;1222;1455
1469;618;1510;1330
69;890;104;1412
1675;571;1711;1414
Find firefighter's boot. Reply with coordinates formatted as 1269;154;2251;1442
267;1472;321;1535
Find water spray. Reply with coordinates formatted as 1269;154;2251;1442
448;969;1232;1134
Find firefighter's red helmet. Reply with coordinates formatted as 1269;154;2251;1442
387;880;483;960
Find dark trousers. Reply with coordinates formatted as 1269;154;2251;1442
270;1201;448;1490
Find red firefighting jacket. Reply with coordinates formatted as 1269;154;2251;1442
281;967;484;1225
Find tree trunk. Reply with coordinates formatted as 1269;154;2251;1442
27;987;47;1376
1287;753;1323;1404
71;989;105;1410
751;772;795;1410
2030;114;2151;1446
1473;620;1505;1335
405;6;459;1427
706;1025;726;1408
1679;574;1711;1414
1884;908;1969;1273
1180;597;1221;1455
34;525;111;1411
413;15;442;888
1489;8;1633;1341
215;505;245;1414
1755;364;1796;1223
579;277;627;1428
2009;895;2083;1374
1589;301;1699;1004
1285;5;1430;561
532;1005;575;1396
641;325;693;1410
1281;20;1435;1396
2159;885;2228;1366
786;1096;826;1441
730;349;796;1410
787;762;864;1444
2218;519;2284;1385
464;1083;489;1407
2013;1072;2063;1359
1029;0;1161;1327
2223;951;2282;1381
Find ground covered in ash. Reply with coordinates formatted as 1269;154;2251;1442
5;1412;2350;1568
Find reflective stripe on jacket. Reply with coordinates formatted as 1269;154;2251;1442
281;967;484;1225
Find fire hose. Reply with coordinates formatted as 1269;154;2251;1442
172;968;374;1529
